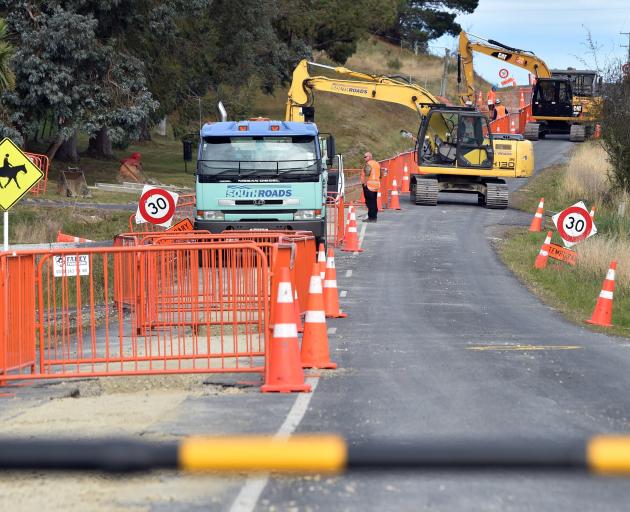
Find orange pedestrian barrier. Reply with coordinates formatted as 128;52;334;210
24;151;50;196
262;266;311;392
326;192;346;247
301;264;336;369
341;206;363;253
324;249;347;318
56;231;94;243
586;261;617;327
389;179;401;210
534;231;553;269
529;198;545;232
1;243;272;387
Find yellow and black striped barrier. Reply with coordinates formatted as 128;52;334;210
1;435;630;475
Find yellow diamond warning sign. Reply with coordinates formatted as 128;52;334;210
0;138;44;210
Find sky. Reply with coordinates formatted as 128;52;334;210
432;0;630;86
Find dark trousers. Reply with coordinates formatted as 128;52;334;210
363;185;378;219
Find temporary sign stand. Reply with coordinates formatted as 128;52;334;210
552;201;597;248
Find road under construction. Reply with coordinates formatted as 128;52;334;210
2;137;630;511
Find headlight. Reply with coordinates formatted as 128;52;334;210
197;210;225;220
294;209;321;220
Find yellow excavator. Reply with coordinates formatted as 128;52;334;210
458;31;601;142
286;59;533;208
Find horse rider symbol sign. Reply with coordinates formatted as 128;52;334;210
0;138;44;210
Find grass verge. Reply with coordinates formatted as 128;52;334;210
500;142;630;337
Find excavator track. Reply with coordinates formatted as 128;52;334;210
414;178;439;206
485;182;509;209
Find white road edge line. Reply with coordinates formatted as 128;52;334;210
354;223;367;255
345;269;353;278
340;290;347;298
229;376;320;512
328;327;337;335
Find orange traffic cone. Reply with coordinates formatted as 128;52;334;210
510;118;517;134
317;242;326;281
341;206;363;253
534;231;553;269
529;198;545;232
519;89;526;109
594;124;602;139
476;90;483;108
589;206;595;219
261;267;311;393
389;179;401;210
586;261;617;327
401;165;410;193
57;231;93;243
324;249;347;318
301;264;337;369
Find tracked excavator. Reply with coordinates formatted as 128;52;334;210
285;60;533;209
458;31;601;142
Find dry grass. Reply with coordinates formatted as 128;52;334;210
561;143;611;205
575;236;630;290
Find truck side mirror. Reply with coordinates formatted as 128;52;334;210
326;135;336;165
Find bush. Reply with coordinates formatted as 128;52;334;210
600;68;630;193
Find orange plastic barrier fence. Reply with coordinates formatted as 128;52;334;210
24;152;50;196
326;192;345;247
0;243;271;384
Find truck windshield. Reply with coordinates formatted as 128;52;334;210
198;135;319;175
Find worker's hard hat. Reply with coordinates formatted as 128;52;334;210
487;100;494;105
495;99;502;104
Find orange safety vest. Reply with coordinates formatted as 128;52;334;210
362;159;381;192
495;104;507;118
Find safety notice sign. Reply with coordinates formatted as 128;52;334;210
552;201;597;248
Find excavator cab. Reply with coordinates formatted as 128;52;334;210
417;108;494;170
532;78;574;120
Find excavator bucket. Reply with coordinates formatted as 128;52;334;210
58;167;91;198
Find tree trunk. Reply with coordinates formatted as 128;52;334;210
87;126;114;158
55;131;79;162
138;118;151;141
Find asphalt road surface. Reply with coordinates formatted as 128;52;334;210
244;138;630;511
4;138;630;511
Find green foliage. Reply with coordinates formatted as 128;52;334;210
387;1;478;47
600;69;630;193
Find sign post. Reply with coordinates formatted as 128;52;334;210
135;185;179;228
552;201;597;248
0;138;45;251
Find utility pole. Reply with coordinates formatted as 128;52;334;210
440;48;450;97
622;32;630;62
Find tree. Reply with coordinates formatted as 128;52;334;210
0;3;157;160
385;1;478;49
0;16;21;144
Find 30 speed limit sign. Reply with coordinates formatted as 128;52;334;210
552;201;597;248
498;68;509;79
135;186;179;227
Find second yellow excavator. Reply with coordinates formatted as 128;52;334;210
286;60;533;208
458;31;601;142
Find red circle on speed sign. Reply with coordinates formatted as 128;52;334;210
138;188;176;224
499;68;509;79
556;206;593;243
623;63;630;75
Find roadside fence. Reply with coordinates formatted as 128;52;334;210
25;151;50;196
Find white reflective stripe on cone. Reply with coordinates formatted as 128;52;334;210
324;280;337;288
277;282;293;303
348;227;357;233
535;212;543;218
309;276;323;294
326;258;335;269
305;311;326;324
599;290;614;300
273;323;298;338
606;269;616;281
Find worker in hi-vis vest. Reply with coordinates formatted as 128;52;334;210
495;98;508;118
361;151;381;222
